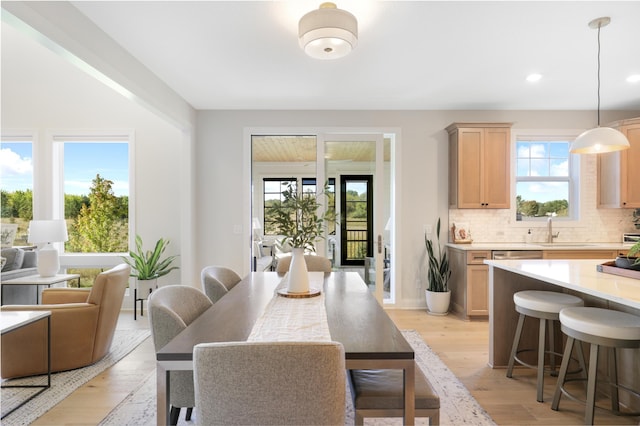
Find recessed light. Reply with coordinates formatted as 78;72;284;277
627;74;640;83
526;73;542;82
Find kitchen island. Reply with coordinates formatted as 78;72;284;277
486;259;640;410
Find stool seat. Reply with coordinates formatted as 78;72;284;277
507;290;585;403
514;290;583;314
553;307;640;424
560;307;640;341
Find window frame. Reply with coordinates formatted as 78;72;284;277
1;133;35;246
513;130;581;224
50;130;135;261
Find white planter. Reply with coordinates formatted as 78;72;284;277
287;247;310;293
425;289;451;316
136;278;157;300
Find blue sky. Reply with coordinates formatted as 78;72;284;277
516;141;569;203
1;142;129;196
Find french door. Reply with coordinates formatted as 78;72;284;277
340;175;373;266
250;132;391;303
318;134;388;303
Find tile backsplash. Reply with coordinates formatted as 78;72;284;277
448;155;637;244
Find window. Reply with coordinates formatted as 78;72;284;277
516;139;573;220
263;177;335;236
1;138;33;246
54;138;130;253
263;178;296;235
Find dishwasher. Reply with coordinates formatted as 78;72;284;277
492;250;543;260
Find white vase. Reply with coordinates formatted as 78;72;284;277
425;289;451;316
287;247;310;293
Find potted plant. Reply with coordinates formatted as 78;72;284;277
424;218;452;315
122;235;180;298
270;182;333;293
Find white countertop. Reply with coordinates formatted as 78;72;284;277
485;259;640;310
447;242;631;251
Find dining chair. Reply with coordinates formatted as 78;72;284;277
200;265;242;303
275;254;332;273
193;341;346;425
148;285;213;425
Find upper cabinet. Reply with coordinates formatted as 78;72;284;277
597;117;640;208
447;123;512;209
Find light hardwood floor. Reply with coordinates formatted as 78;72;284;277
33;309;639;425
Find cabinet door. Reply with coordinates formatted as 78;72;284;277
621;123;640;207
457;129;484;208
543;250;618;260
467;264;489;316
483;128;510;208
598;120;640;208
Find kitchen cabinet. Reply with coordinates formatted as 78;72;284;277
447;248;491;319
447;123;512;209
542;250;623;260
543;249;629;260
597;117;640;208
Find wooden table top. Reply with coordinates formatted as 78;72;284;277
157;271;413;362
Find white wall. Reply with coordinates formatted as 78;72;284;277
195;110;639;308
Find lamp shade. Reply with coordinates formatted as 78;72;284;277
28;220;69;244
569;126;630;154
299;2;357;60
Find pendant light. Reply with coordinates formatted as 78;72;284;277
569;17;630;154
298;2;358;60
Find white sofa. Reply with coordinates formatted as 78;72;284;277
253;241;274;271
1;247;39;304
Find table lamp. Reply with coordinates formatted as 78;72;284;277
28;220;68;277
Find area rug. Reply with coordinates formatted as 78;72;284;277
100;330;495;425
1;328;150;425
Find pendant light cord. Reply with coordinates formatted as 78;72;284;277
596;23;601;126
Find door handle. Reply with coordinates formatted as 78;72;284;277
378;235;382;254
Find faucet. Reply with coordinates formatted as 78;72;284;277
547;216;559;243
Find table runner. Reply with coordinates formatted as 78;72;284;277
247;272;331;342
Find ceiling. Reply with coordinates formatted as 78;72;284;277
62;1;640;112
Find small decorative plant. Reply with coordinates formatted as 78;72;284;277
629;240;640;266
122;235;179;280
270;183;334;252
425;218;451;292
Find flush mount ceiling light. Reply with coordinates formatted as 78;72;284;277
298;2;358;60
570;17;630;154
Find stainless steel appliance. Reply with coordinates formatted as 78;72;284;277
492;250;543;260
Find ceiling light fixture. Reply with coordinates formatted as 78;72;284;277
298;2;358;60
526;73;542;82
570;17;630;154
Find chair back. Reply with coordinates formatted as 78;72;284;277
194;341;346;425
200;266;242;303
87;263;130;362
148;285;213;351
149;285;212;411
276;255;332;273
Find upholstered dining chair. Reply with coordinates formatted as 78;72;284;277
193;341;346;425
200;265;242;303
1;263;130;379
148;285;213;425
275;255;332;273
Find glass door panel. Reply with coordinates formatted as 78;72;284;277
322;135;389;303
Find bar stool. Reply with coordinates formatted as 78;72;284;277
551;307;640;425
507;290;585;402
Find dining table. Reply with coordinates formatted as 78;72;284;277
155;271;416;425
